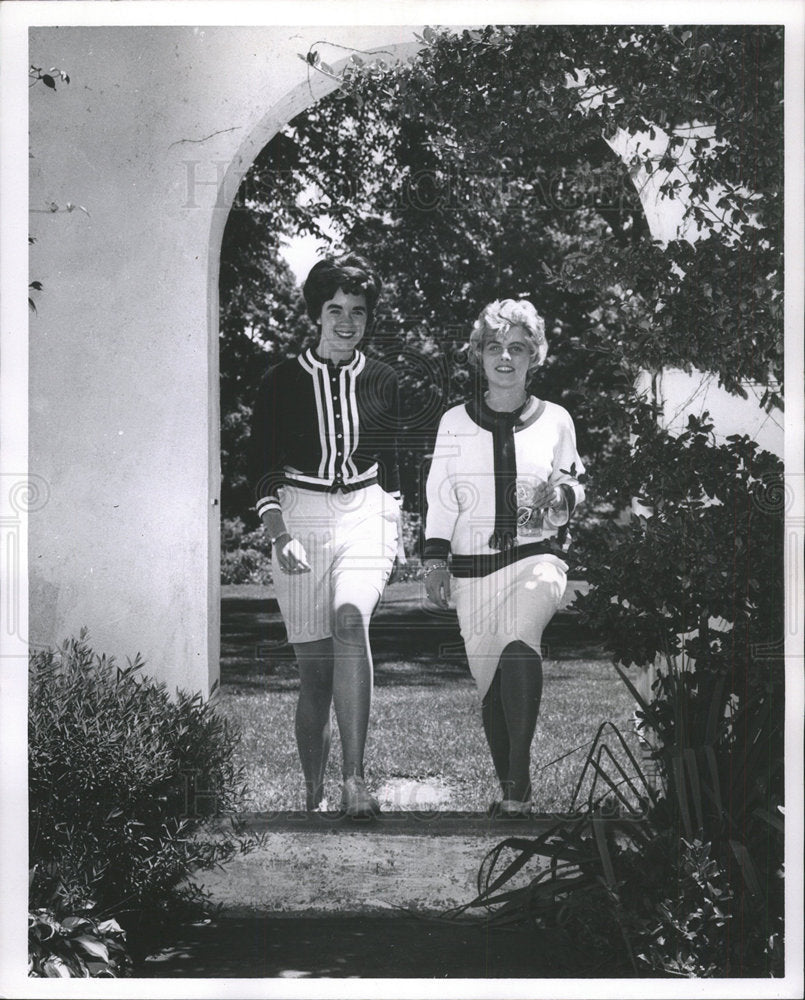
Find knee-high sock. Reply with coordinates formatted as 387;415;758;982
499;640;543;801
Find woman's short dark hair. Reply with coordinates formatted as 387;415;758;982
302;253;382;324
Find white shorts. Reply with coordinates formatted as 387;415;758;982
452;555;567;701
272;482;399;645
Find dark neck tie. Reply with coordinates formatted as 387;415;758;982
488;404;525;551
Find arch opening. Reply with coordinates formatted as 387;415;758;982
209;50;658;813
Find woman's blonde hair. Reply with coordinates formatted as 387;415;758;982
468;299;548;371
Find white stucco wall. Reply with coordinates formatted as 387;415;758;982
28;25;425;696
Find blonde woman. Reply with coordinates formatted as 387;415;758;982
423;299;585;817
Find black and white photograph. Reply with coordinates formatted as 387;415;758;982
1;0;803;995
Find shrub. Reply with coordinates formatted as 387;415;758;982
577;419;785;974
28;906;132;979
29;631;254;942
221;516;273;584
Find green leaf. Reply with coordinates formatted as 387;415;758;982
42;956;71;977
591;817;617;888
60;916;89;931
73;935;110;962
729;840;761;895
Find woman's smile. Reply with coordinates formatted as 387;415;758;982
317;289;368;360
482;327;533;388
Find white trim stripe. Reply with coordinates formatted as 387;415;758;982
283;464;378;487
312;366;331;479
298;352;332;479
340;367;355;479
320;367;337;480
256;496;281;516
347;355;365;479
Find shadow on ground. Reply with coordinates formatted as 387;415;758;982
138;914;612;979
221;583;605;692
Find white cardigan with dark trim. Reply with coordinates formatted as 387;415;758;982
424;396;585;575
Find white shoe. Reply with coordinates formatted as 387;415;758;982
497;799;533;818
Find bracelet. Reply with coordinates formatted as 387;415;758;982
270;530;292;547
423;561;448;578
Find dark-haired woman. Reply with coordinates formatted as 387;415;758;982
423;299;585;817
250;253;404;817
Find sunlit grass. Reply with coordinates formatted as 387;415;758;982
217;658;644;814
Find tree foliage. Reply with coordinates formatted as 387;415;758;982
219;24;782;528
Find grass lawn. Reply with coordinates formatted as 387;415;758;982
217;580;647;814
218;660;645;814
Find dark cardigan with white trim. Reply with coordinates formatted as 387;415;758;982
249;347;401;517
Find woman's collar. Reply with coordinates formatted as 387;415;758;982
306;346;363;370
466;394;544;431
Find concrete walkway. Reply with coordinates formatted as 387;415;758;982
138;810;637;979
138;914;576;979
192;812;577;917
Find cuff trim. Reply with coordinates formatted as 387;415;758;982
256;497;281;517
423;537;451;560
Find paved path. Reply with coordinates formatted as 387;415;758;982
138;914;587;979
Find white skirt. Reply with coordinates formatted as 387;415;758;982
452;555;567;700
272;482;399;645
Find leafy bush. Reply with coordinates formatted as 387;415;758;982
29;906;131;978
575;414;785;669
221;516;273;584
454;725;777;977
29;631;254;944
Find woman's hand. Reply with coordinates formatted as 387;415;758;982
424;559;451;609
262;512;311;576
274;533;312;575
537;483;569;528
531;482;562;512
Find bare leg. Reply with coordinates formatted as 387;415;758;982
481;671;511;797
499;640;543;803
292;638;334;810
330;601;374;779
